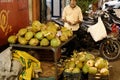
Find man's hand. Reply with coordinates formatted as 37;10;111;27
63;19;73;25
72;20;81;25
63;19;81;25
67;21;73;25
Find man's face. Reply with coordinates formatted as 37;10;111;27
70;0;77;8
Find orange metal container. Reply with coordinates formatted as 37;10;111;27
0;0;29;46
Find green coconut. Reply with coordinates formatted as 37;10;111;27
72;67;80;73
41;30;49;37
78;53;86;62
61;27;69;32
65;30;73;37
25;31;34;41
76;61;83;69
46;32;56;40
68;61;75;68
85;53;95;60
88;66;97;75
32;20;41;32
34;31;44;40
82;64;89;74
64;69;72;73
100;68;109;76
86;59;95;67
59;33;68;42
95;58;107;69
50;37;61;47
18;28;27;36
29;38;39;46
18;36;27;45
40;23;47;31
40;38;49;46
8;35;17;44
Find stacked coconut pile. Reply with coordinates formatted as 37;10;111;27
8;20;73;47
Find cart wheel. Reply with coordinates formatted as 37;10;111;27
99;39;120;61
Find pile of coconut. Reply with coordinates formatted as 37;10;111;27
8;20;73;47
63;51;109;76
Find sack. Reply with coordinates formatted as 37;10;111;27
0;47;12;72
87;17;107;42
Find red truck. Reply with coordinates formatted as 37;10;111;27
0;0;29;47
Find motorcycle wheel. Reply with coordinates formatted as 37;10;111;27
99;39;120;61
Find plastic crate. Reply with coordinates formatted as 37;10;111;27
88;74;109;80
63;72;81;80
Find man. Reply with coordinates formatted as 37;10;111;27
61;0;83;55
62;0;83;32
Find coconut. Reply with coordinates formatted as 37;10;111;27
59;33;68;42
40;23;47;31
18;36;27;45
100;68;109;75
78;53;86;62
76;61;83;69
86;59;95;67
50;37;61;47
88;66;97;74
8;35;17;44
34;31;44;40
61;27;69;32
46;32;56;40
18;28;27;36
82;64;89;74
68;61;75;68
95;58;107;69
40;38;49;46
64;30;73;37
85;53;95;60
32;20;41;32
64;69;72;73
25;31;34;41
29;38;39;46
72;67;80;73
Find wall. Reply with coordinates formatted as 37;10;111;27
0;0;29;46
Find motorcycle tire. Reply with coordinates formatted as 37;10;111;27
99;38;120;61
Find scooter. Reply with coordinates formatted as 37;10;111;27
79;9;120;61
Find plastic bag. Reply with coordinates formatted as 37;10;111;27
13;50;42;80
87;17;107;42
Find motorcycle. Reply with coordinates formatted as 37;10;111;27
79;8;120;61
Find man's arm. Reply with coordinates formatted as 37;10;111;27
70;7;83;25
73;8;83;25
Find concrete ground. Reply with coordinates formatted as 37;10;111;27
114;9;120;18
109;60;120;80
